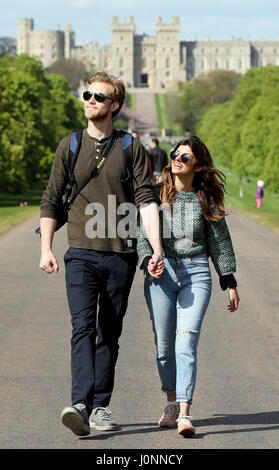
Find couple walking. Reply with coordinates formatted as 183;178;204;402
39;72;239;438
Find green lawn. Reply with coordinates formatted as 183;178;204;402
155;94;183;135
128;93;137;113
223;169;279;234
1;170;279;237
0;186;44;233
155;93;168;129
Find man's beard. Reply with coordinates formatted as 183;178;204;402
84;106;110;122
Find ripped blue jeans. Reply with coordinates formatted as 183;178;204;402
144;254;212;403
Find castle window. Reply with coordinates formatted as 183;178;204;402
201;58;205;69
226;60;230;69
121;36;123;41
166;57;170;68
238;59;242;69
153;59;156;67
215;59;219;69
119;57;124;68
215;48;218;53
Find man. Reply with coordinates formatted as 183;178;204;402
131;128;153;180
149;137;168;184
39;72;163;436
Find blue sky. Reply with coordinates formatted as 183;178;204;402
2;0;279;44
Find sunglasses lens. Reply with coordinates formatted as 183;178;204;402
170;150;178;160
94;93;106;103
170;151;191;163
83;91;92;101
181;154;190;163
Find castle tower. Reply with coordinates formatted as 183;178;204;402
155;16;181;89
110;16;135;87
17;18;33;55
65;24;75;59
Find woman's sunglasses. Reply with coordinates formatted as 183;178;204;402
83;91;114;103
170;150;194;163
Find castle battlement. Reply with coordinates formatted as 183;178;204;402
17;17;279;90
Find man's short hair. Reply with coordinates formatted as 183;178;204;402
87;71;125;118
151;138;159;146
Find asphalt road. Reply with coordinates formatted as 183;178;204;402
0;209;278;450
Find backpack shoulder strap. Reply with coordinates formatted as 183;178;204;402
68;129;83;184
121;131;133;181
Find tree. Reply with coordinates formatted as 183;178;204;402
179;70;241;133
46;58;89;91
0;37;16;57
197;65;279;191
0;54;85;192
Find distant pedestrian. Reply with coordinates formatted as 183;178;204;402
255;180;264;208
131;129;153;180
149;138;168;184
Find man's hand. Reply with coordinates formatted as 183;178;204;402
39;249;59;274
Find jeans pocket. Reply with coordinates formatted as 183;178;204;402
65;259;85;286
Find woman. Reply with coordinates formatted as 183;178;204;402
255;179;264;209
137;136;239;437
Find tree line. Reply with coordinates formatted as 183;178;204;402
0;54;86;193
197;65;279;192
165;66;279;192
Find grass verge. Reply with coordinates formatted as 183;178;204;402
0;187;43;234
1;171;279;237
155;94;183;135
129;93;137;113
223;168;279;235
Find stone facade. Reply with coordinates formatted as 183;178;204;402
17;17;279;90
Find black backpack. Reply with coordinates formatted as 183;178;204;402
35;130;134;235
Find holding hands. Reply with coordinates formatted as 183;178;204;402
148;252;165;279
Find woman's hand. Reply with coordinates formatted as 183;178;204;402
227;288;239;312
147;258;164;279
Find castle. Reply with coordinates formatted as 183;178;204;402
17;17;279;90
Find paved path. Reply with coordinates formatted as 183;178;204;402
0;210;279;450
132;88;159;133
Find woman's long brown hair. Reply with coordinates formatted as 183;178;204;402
159;136;228;221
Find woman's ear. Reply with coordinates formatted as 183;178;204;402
194;163;204;173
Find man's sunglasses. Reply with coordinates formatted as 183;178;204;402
170;150;194;163
83;91;114;103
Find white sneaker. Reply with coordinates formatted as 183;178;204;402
61;403;90;436
158;403;179;427
177;414;195;436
